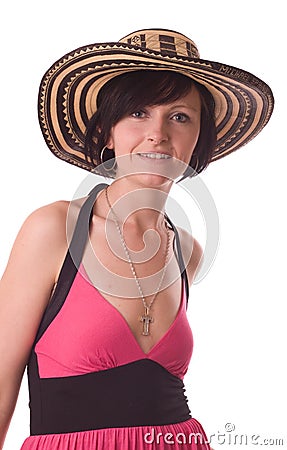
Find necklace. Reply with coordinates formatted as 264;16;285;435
104;187;171;336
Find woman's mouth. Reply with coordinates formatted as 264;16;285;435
137;152;172;160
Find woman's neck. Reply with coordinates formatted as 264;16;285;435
99;176;173;232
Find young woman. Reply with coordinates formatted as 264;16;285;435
0;29;273;449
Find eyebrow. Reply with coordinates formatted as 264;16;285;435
171;104;199;112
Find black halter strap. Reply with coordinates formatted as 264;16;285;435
34;183;189;344
164;213;190;304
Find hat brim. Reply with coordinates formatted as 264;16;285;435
38;41;274;172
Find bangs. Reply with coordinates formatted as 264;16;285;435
118;70;194;108
96;70;194;125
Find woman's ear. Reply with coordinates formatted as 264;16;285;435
106;134;114;150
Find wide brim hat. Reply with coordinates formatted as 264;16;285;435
38;28;274;172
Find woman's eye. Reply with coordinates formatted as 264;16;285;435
172;113;189;123
131;111;146;118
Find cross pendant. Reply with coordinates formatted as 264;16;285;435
140;307;154;336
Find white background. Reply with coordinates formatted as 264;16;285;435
0;0;285;449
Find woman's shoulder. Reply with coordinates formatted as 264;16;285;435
176;226;203;285
10;199;81;269
3;197;87;288
20;200;69;241
10;200;71;263
177;226;203;254
22;197;86;236
28;198;69;217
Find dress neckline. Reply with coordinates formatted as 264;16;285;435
79;263;185;356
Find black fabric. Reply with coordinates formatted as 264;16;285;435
29;357;191;435
164;213;189;303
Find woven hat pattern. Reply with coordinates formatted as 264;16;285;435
38;29;274;172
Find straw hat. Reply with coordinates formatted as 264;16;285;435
38;28;274;172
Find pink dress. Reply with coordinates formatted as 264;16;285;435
20;183;211;450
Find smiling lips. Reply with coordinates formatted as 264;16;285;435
137;152;172;160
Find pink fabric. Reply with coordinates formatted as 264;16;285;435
35;265;193;380
21;266;211;449
21;418;211;449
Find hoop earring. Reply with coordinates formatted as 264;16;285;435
100;146;117;172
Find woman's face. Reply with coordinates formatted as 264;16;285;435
106;85;201;185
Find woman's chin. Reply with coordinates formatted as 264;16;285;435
117;170;173;188
115;154;186;183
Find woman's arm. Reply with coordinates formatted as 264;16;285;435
0;201;69;448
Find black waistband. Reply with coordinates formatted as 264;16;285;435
28;354;191;435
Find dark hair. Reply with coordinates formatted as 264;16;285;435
84;70;216;179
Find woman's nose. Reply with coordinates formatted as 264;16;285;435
146;118;168;144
